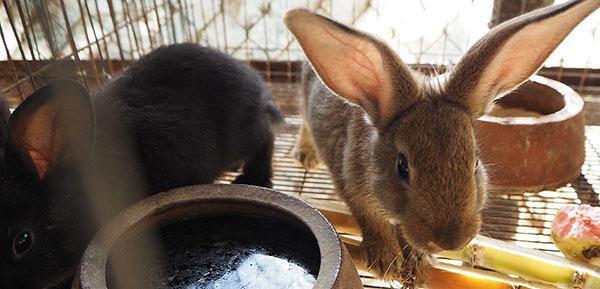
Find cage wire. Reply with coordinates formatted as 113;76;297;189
0;0;599;104
1;1;600;288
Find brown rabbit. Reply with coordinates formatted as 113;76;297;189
285;0;600;284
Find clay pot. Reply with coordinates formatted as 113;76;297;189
476;75;585;191
72;184;362;289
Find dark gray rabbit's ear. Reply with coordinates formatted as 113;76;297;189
8;79;96;179
447;0;599;117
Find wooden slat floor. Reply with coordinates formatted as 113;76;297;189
219;82;600;288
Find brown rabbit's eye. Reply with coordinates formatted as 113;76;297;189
475;159;480;174
396;153;409;181
13;229;34;257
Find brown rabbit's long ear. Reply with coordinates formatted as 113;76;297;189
284;8;418;126
8;79;96;179
447;0;599;117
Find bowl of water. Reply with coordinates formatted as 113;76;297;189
73;184;362;289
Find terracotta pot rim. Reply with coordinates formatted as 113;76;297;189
478;75;583;125
76;184;344;289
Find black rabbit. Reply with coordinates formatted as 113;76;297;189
0;43;283;288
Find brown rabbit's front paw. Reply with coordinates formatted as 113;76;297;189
291;144;320;170
362;237;404;281
400;249;433;289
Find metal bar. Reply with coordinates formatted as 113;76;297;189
23;0;41;60
161;0;171;43
84;0;110;78
198;0;210;46
152;0;165;45
58;0;89;89
107;0;126;61
16;0;41;87
187;0;199;43
578;66;590;93
556;61;564;82
210;0;220;49
220;0;228;53
41;0;61;59
285;0;292;85
77;0;102;85
120;0;138;58
39;0;66;79
93;0;115;75
128;0;144;55
14;0;36;61
262;0;271;82
166;0;179;43
176;0;191;42
3;0;36;89
167;0;178;43
0;16;24;98
244;0;250;60
139;0;155;49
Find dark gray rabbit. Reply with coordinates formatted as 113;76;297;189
0;43;283;288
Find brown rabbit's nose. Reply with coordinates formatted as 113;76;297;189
428;238;468;252
429;223;473;251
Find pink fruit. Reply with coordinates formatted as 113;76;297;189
551;204;600;266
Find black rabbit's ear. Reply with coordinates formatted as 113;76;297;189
8;79;96;179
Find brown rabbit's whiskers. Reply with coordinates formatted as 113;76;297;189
383;251;403;280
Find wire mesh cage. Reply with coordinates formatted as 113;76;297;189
1;0;599;103
1;0;600;288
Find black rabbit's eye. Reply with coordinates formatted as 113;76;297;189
13;229;34;257
396;153;409;181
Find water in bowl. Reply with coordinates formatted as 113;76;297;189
107;215;320;289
